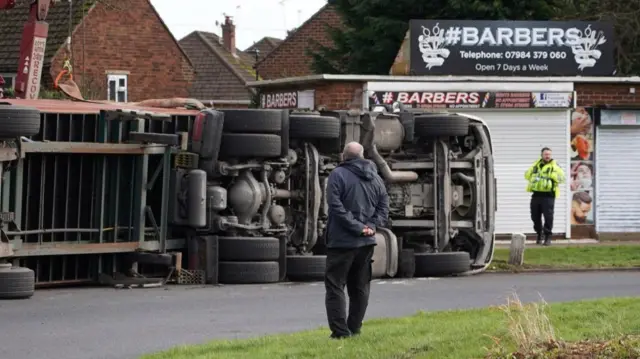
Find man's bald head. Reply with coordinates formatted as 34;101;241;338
342;141;364;161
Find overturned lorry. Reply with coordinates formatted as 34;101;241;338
173;106;497;284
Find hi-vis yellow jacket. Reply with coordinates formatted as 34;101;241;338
524;159;565;198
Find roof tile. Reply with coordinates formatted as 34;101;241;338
179;31;258;102
0;0;89;73
198;31;257;82
245;36;283;60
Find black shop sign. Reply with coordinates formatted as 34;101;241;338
369;91;574;109
260;91;298;109
409;20;615;76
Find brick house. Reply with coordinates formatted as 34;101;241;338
255;5;343;80
179;17;267;108
245;36;283;62
0;0;195;102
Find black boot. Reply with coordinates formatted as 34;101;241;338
536;233;543;245
543;234;551;246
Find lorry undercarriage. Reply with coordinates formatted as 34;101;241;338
0;101;496;298
180;106;497;283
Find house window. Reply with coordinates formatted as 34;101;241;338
0;74;16;89
107;74;127;102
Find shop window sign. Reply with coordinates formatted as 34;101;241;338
601;110;640;125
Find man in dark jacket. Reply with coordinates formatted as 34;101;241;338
324;141;389;339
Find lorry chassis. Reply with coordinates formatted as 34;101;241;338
0;102;496;296
179;106;497;284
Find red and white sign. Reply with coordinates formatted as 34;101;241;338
369;91;574;109
621;112;637;125
25;36;47;99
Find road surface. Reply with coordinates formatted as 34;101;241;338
0;271;638;359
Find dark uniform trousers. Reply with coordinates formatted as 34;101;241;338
324;244;375;338
530;191;555;235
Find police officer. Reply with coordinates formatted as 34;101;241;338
524;147;566;246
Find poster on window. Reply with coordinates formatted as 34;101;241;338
569;107;595;238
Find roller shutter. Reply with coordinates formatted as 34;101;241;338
595;127;640;232
455;110;569;236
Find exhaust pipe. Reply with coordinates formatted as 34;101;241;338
360;113;418;183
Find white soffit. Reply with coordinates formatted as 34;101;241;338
364;81;574;92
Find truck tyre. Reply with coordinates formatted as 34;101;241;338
218;261;280;284
414;251;471;277
0;264;35;299
290;115;340;139
218;236;280;261
221;109;283;133
0;105;41;138
399;112;415;142
414;115;469;137
396;249;416;278
220;133;282;158
286;255;326;282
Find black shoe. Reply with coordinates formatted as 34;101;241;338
536;234;543;245
330;333;351;340
543;235;551;246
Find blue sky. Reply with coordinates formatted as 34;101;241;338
151;0;327;50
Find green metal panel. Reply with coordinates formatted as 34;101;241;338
0;109;195;285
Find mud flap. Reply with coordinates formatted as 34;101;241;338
191;110;224;177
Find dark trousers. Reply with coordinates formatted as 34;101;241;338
530;194;555;235
324;244;374;337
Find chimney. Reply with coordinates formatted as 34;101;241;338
222;16;236;56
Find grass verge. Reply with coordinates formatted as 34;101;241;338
489;244;640;271
141;296;640;359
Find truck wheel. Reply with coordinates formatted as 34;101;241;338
220;133;282;158
218;261;280;284
286;255;326;282
290;115;340;139
0;264;35;299
218;236;280;261
399;112;415;142
0;105;41;138
414;251;470;277
221;109;283;133
396;249;416;278
414;114;469;137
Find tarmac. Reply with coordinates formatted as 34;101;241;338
0;271;638;359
